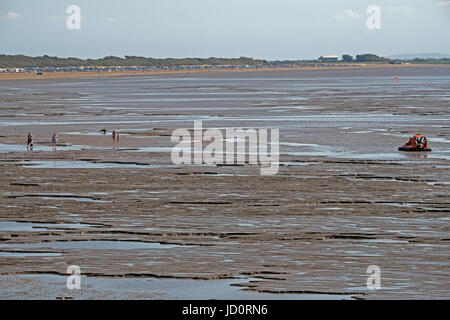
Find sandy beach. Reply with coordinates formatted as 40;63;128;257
0;63;433;81
0;66;449;299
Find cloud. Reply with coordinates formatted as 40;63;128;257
434;1;450;15
5;12;23;20
435;1;450;7
382;6;416;14
104;17;115;22
331;9;360;21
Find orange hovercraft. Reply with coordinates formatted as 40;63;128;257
399;134;432;152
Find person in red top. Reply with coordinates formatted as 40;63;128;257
407;136;417;148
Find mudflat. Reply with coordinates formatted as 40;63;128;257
0;66;449;299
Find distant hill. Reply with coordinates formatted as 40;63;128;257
387;53;450;60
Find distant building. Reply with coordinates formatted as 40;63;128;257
319;55;338;62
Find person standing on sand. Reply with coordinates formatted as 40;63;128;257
52;132;58;151
112;130;117;145
27;132;33;151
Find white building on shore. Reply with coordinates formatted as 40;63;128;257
319;55;338;62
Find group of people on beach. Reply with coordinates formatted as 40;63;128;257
26;130;119;151
27;132;58;151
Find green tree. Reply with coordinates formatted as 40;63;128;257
356;54;384;62
342;54;353;62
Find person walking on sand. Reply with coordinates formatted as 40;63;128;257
27;132;33;151
52;132;58;151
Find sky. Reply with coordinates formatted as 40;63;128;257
0;0;449;60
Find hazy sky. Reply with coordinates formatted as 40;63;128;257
1;0;449;60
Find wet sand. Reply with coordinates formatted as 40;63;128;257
0;66;449;299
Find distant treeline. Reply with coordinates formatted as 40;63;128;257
269;54;390;65
342;54;450;64
273;54;450;65
0;55;268;68
407;58;450;64
1;54;449;68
